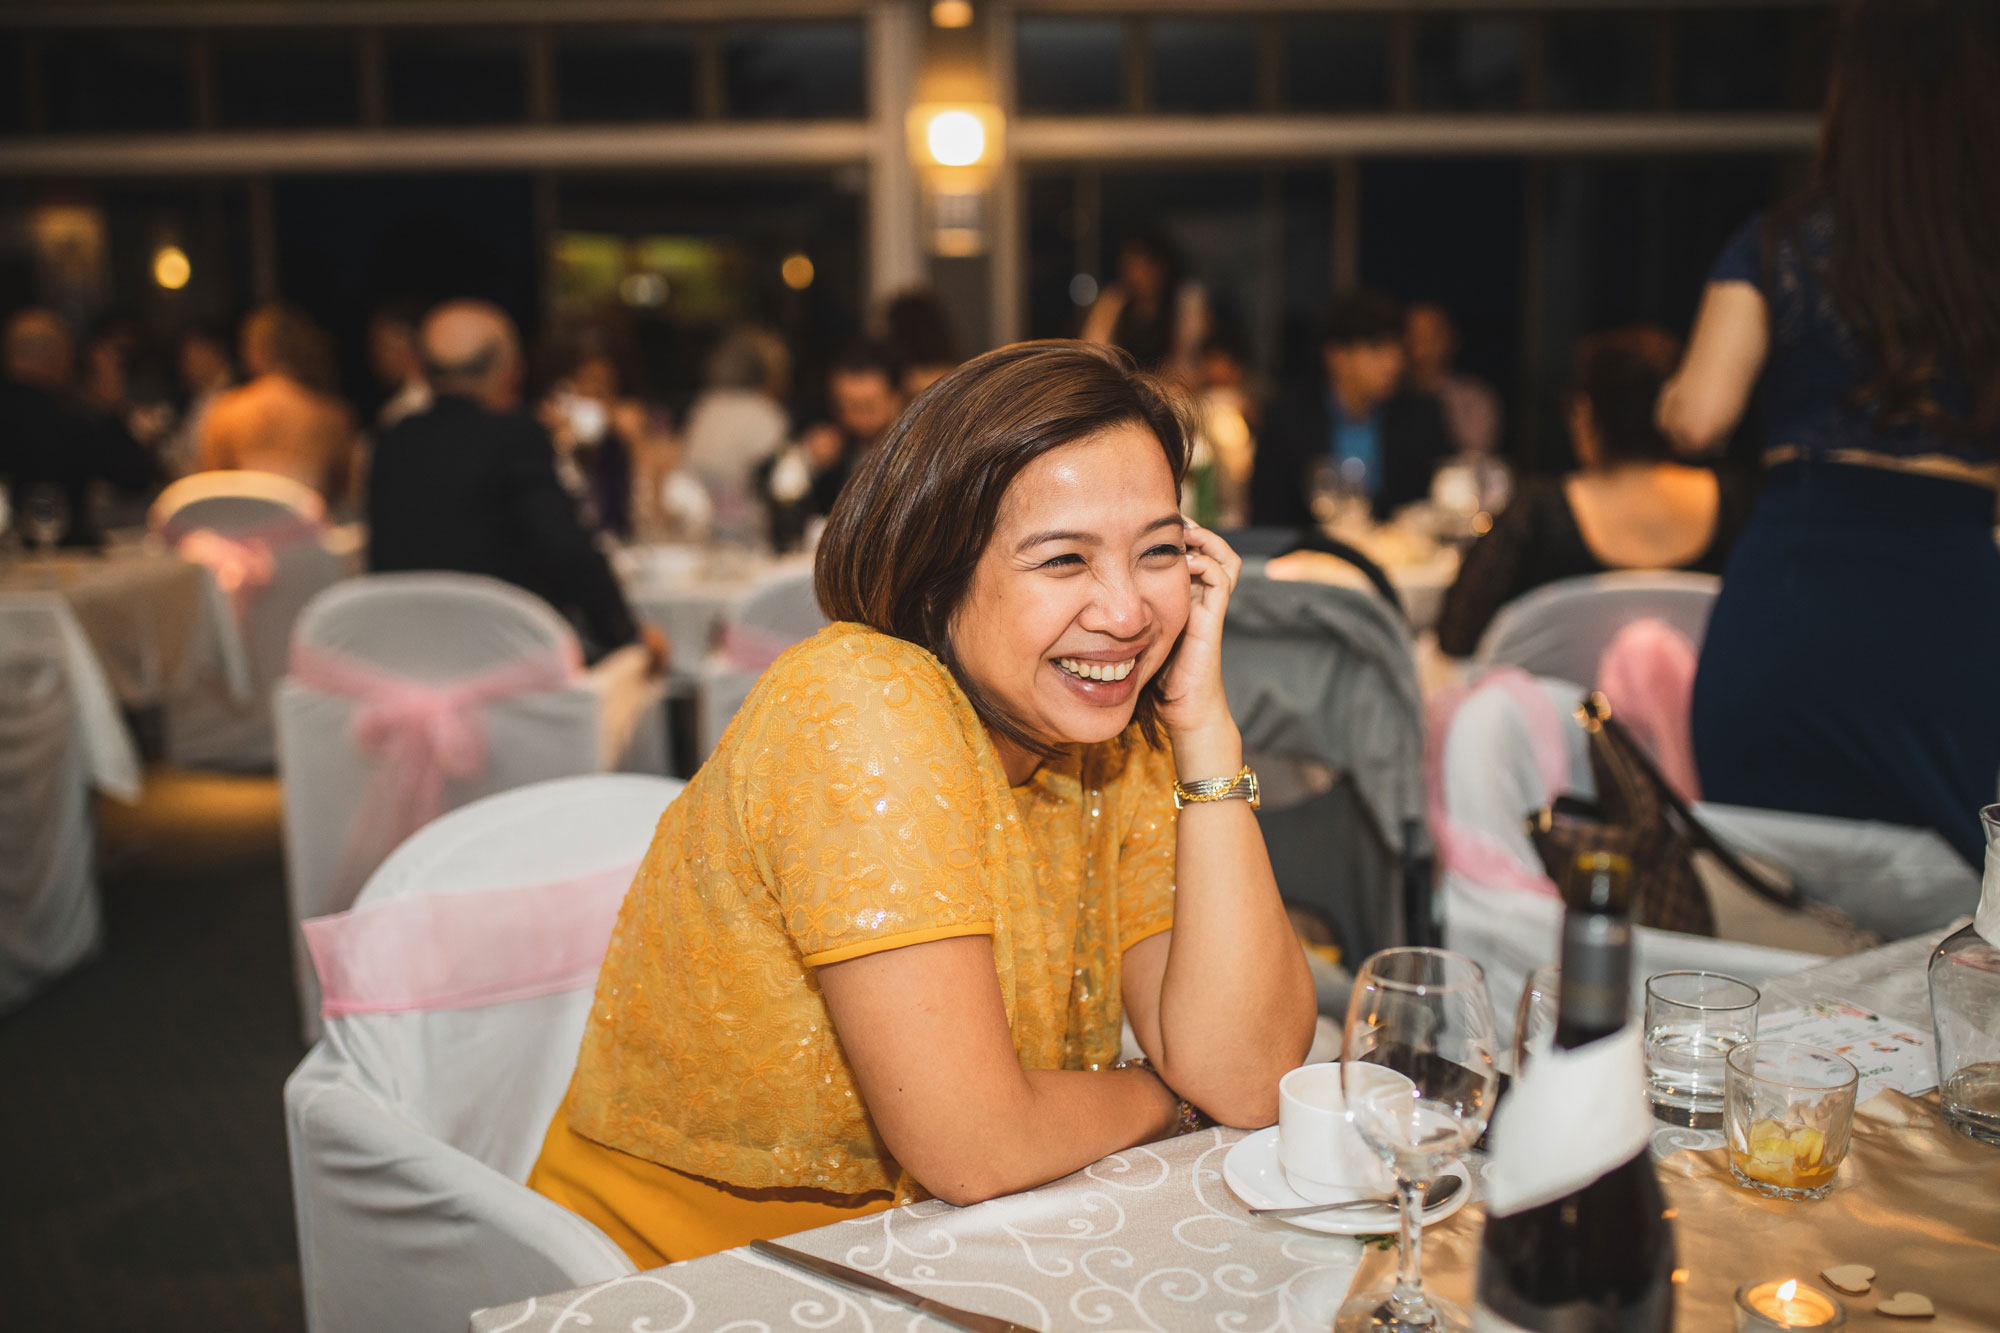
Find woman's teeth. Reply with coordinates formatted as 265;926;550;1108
1056;657;1135;682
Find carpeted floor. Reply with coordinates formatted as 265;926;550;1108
0;770;307;1333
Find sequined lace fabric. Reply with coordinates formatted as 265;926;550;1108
558;622;1178;1197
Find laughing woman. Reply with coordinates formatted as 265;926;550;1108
529;341;1316;1263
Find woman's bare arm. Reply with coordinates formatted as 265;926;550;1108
1657;281;1769;455
817;935;1181;1206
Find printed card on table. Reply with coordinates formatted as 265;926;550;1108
1754;1001;1937;1105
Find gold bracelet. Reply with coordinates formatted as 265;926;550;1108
1172;765;1259;811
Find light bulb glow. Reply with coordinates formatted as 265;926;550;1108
781;253;815;290
152;245;191;290
926;110;986;168
931;0;974;28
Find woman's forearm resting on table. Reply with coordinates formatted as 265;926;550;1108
817;934;1183;1207
1126;723;1319;1129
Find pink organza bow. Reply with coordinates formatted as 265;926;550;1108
302;861;638;1017
720;621;802;674
1425;667;1571;898
1595;617;1703;802
290;640;580;900
171;515;322;624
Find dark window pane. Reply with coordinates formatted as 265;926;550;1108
216;32;360;128
1017;18;1124;114
1284;16;1392;112
384;29;526;126
1415;15;1526;112
1678;8;1833;111
0;36;27;134
1548;12;1659;111
556;27;697;122
723;23;865;119
45;32;193;133
1150;19;1256;113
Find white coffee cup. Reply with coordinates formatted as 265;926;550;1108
1277;1061;1402;1203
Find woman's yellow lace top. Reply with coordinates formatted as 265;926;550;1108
562;621;1179;1197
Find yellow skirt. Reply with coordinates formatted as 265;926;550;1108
527;1090;896;1267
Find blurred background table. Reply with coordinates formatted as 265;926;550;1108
0;548;251;709
614;545;788;692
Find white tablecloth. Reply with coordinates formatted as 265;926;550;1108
0;549;251;708
471;935;1943;1333
615;545;779;691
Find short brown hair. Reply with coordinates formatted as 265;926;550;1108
815;339;1192;756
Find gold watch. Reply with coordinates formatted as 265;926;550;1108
1172;765;1260;810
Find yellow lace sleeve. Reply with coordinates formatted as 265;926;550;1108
737;631;1002;968
1114;734;1179;952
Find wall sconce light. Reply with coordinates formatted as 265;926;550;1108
930;1;974;29
152;245;191;291
908;103;1005;257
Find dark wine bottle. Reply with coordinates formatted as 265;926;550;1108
1473;852;1677;1333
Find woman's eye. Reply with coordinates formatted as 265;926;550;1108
1144;544;1188;560
1038;553;1086;570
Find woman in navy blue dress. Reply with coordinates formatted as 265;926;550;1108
1659;0;2000;869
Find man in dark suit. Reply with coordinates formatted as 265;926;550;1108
1250;291;1454;527
368;300;665;667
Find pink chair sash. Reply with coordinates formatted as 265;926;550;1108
290;640;580;900
172;515;324;625
302;861;638;1017
1425;667;1571;898
719;621;801;674
1595;618;1703;802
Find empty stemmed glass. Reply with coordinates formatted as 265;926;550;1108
1512;963;1561;1076
1337;948;1499;1333
21;483;68;565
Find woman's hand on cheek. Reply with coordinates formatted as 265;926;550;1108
1154;522;1244;774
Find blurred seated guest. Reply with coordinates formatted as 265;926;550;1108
366;302;431;431
1661;0;2000;869
368;300;664;668
680;326;791;542
164;320;236;478
1185;332;1257;528
0;307;159;547
199;303;358;504
542;347;641;541
529;341;1315;1264
882;288;961;397
1436;326;1751;658
1081;229;1209;381
1250;291;1453;527
763;339;903;547
1405;302;1501;458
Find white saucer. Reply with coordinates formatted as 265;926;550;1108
1222;1127;1472;1236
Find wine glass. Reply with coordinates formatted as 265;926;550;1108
1337;948;1499;1333
21;483;68;565
1512;964;1561;1076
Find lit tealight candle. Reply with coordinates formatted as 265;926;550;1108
1735;1278;1847;1331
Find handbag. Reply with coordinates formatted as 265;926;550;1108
1528;692;1806;935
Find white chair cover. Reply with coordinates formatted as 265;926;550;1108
276;573;664;1038
0;597;140;1013
285;774;676;1333
152;470;349;769
694;561;828;757
1433;672;1823;1027
1472;570;1720;686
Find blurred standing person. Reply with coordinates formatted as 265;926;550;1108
680;326;791;544
882;288;961;397
1250;291;1453;527
764;340;903;549
0;308;159;547
541;348;643;541
367;303;431;431
199;304;359;505
1081;229;1209;382
163;320;236;478
369;300;665;668
1659;0;2000;869
1405;302;1501;458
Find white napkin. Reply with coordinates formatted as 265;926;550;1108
1484;1027;1651;1218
